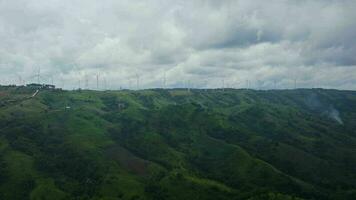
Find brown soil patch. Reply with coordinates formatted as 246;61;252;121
0;92;8;97
106;145;150;176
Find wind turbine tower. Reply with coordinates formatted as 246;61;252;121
222;79;225;91
84;74;89;89
135;73;140;90
163;72;167;89
187;80;190;92
18;75;23;86
96;73;99;90
36;67;41;84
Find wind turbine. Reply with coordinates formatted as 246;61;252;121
50;76;54;86
72;63;82;89
96;73;100;90
135;73;140;90
17;75;23;86
78;79;81;89
85;74;89;89
204;79;209;92
29;66;42;84
222;79;225;91
186;80;190;92
163;71;167;89
36;67;41;84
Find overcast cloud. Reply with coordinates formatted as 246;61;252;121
0;0;356;90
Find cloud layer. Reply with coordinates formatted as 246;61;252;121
0;0;356;90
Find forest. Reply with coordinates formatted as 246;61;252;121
0;86;356;200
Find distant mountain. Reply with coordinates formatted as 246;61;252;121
0;86;356;200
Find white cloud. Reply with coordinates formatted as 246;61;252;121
0;0;355;89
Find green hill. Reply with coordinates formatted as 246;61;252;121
1;86;356;200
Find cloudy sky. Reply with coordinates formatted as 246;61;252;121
0;0;356;90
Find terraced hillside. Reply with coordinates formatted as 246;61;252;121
0;86;356;200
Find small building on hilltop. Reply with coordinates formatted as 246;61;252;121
43;84;55;89
26;83;55;90
26;83;43;89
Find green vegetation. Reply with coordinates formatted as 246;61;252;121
1;86;356;199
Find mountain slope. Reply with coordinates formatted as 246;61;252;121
0;86;356;200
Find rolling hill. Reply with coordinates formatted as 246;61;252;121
0;86;356;200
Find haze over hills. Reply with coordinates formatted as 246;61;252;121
1;1;356;90
0;85;356;200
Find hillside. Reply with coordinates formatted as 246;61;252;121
0;86;356;200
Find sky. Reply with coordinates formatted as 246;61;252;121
0;0;356;90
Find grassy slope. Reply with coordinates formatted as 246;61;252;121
0;86;356;199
